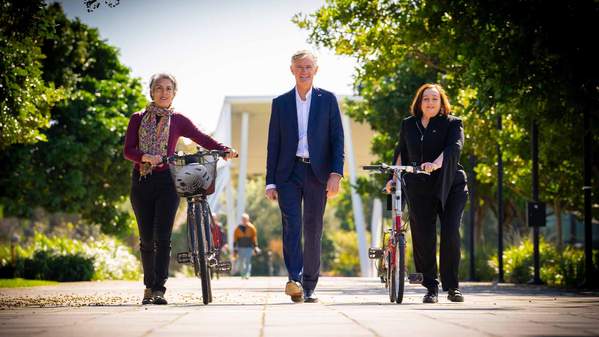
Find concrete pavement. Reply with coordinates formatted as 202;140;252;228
1;277;598;337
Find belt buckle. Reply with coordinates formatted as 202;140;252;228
298;157;310;163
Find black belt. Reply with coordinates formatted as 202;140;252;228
296;156;310;164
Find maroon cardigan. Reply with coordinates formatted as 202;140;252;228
123;111;228;173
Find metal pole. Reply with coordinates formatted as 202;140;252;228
497;114;504;283
583;108;594;287
370;198;383;277
468;155;476;281
531;120;542;284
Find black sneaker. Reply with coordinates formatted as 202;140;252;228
423;288;438;303
304;289;319;303
142;288;153;305
152;290;168;305
447;288;464;302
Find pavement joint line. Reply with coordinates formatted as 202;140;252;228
419;312;501;337
139;310;189;337
323;303;382;337
258;278;271;337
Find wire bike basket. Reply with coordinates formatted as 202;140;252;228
167;152;219;197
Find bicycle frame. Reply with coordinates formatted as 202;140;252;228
364;164;428;303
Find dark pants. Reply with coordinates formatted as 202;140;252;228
277;161;327;291
405;175;468;291
130;169;179;293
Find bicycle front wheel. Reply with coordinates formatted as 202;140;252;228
395;234;406;304
195;201;212;305
387;252;397;303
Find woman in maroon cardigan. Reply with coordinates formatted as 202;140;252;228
124;73;236;305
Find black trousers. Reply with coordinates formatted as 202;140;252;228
130;169;179;293
405;176;468;291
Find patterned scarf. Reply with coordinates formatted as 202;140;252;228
138;103;173;177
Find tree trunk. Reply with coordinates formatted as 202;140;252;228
554;200;562;251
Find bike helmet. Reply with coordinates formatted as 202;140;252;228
174;163;213;194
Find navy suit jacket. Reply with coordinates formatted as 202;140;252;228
266;87;345;185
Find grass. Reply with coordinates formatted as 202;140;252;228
0;278;59;288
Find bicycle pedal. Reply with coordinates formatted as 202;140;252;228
408;273;423;284
176;252;191;264
368;247;384;259
215;261;232;272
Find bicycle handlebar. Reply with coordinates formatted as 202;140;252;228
162;149;237;164
362;163;430;175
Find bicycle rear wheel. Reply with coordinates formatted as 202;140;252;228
194;202;212;305
395;234;406;304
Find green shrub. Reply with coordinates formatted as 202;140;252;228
1;231;140;281
21;251;94;281
489;239;598;287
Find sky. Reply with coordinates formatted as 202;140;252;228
58;0;358;132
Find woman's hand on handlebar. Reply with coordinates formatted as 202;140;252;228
142;154;163;166
224;148;238;160
420;162;439;173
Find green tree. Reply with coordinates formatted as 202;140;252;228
294;0;599;237
0;3;146;237
0;0;63;149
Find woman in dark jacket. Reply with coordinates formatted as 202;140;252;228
124;73;236;305
386;83;468;303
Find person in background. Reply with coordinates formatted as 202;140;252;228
233;213;260;279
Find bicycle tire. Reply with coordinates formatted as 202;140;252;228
195;202;212;305
187;203;201;278
200;201;214;303
387;253;397;303
396;234;406;304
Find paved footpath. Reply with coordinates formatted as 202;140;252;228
1;277;598;337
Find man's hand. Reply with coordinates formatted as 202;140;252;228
265;188;278;201
326;173;342;198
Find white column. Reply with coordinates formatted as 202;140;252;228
370;198;383;276
342;114;370;277
216;102;236;251
236;112;250;226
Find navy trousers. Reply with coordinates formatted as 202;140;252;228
277;161;327;291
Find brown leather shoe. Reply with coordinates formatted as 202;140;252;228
285;281;303;303
152;290;168;305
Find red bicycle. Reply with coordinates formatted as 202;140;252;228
363;163;428;303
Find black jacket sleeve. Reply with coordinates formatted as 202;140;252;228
436;117;464;210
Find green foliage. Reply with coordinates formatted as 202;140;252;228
0;278;58;288
295;0;599;223
21;250;94;282
0;231;140;281
489;239;598;287
0;3;147;236
328;230;361;276
0;0;64;149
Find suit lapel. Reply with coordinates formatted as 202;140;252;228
286;88;299;142
307;87;321;138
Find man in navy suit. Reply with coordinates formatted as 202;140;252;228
266;50;344;303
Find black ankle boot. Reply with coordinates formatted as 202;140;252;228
423;288;438;303
448;288;464;302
